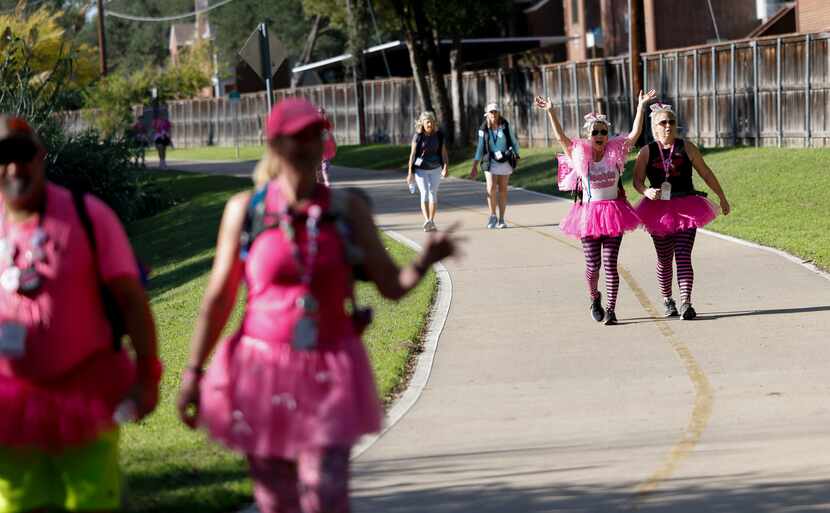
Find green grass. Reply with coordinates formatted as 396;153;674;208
331;143;830;272
121;171;435;512
150;145;266;162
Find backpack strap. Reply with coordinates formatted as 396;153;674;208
71;190;125;351
240;184;270;260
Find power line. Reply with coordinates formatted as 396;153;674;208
104;0;237;22
706;0;721;41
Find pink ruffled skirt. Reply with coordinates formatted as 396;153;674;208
199;332;383;459
635;196;718;236
560;198;641;239
0;350;135;452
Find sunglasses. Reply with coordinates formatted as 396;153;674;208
658;120;677;126
591;129;608;136
0;140;38;165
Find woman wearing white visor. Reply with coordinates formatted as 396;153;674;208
470;103;520;229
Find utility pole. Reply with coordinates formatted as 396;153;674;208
259;21;274;111
628;0;641;116
96;0;108;76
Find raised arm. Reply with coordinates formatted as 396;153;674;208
626;89;657;147
534;96;571;153
407;138;418;184
685;141;731;215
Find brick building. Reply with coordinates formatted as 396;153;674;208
797;0;830;33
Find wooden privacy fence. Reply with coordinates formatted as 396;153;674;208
58;31;830;149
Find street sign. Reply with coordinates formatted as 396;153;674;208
239;25;286;80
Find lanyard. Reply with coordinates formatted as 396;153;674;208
489;127;500;147
659;142;675;179
272;190;322;288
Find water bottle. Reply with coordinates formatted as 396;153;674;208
113;400;138;425
408;182;417;194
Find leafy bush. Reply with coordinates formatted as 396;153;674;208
0;25;172;221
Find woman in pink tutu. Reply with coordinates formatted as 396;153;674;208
316;107;336;186
632;103;731;320
534;89;655;325
176;98;460;513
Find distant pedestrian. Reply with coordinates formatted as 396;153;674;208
469;103;520;229
152;112;172;169
535;89;656;325
316;107;337;186
407;111;449;232
632;103;731;320
177;98;461;513
0;115;161;512
128;115;149;166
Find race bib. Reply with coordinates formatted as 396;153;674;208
660;181;672;201
414;157;423;167
494;151;504;161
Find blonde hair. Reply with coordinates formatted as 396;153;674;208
415;111;437;134
252;151;280;186
650;110;677;140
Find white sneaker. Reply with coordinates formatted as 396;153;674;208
496;220;508;229
486;215;497;229
423;220;431;232
428;220;437;231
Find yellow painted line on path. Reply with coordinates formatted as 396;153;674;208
445;200;714;502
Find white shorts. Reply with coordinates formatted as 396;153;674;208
486;161;513;176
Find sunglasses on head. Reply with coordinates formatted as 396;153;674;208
658;119;677;126
591;129;608;136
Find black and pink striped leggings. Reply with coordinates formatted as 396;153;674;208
580;235;623;311
651;228;697;304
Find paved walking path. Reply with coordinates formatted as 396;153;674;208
165;160;830;512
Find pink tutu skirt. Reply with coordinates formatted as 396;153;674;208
0;350;135;452
199;331;383;459
560;198;641;239
635;195;718;236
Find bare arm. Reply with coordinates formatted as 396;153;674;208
633;145;660;199
685;141;731;214
107;276;159;419
534;96;571;153
626;89;657;147
348;193;458;300
407;140;417;181
441;143;449;177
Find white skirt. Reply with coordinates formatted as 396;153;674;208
486;160;514;176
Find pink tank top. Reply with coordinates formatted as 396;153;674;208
240;183;355;346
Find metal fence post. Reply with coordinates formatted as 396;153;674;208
753;41;760;146
572;63;579;130
658;53;664;98
674;52;680;119
558;65;566;130
587;62;596;113
694;49;700;143
777;37;783;147
805;33;812;146
730;43;736;145
542;67;550;146
712;46;718;145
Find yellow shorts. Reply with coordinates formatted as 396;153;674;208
0;430;121;513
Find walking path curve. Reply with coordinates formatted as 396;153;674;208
163;161;830;512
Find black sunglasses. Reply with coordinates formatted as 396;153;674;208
591;129;608;136
0;139;38;165
658;120;677;126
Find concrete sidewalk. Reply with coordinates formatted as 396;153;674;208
167;160;830;512
330;167;830;513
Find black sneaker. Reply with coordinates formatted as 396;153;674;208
680;302;697;320
663;298;679;318
603;310;617;325
590;294;605;322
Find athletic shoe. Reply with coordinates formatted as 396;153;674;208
603;309;617;325
590;294;605;322
428;220;437;232
486;215;497;229
423;220;431;232
680;302;697;320
496;219;508;229
663;298;679;318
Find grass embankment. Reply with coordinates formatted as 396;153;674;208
327;143;830;271
122;171;435;512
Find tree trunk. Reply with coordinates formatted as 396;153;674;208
346;0;368;144
449;36;465;147
291;15;323;88
413;2;454;144
403;31;432;112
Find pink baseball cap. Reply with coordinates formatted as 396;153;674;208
266;98;330;140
